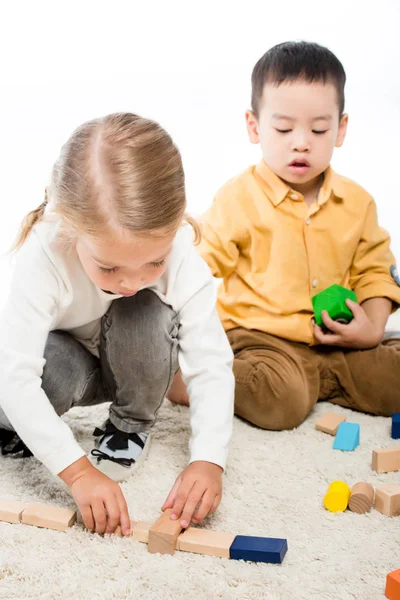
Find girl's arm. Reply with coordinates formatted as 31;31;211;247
0;234;85;475
172;232;235;470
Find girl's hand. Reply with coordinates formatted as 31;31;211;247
313;299;384;349
161;461;223;528
59;457;131;536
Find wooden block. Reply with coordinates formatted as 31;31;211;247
0;499;28;524
392;414;400;440
348;482;374;514
323;480;351;512
21;502;77;532
375;484;400;517
372;447;400;473
229;535;288;564
386;568;400;599
148;509;183;555
333;422;360;451
132;521;152;543
177;527;236;558
315;412;346;435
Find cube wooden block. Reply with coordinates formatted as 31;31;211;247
372;447;400;473
333;422;359;451
375;484;400;517
21;502;77;532
177;527;236;558
0;499;28;524
229;535;288;564
147;509;183;555
315;412;346;435
348;482;374;514
386;568;400;599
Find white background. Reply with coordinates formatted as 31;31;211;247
1;0;399;314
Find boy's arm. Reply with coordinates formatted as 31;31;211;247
348;198;400;309
315;199;400;348
198;190;244;278
361;297;392;335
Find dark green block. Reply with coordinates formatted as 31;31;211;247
312;284;357;327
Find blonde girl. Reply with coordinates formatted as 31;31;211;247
0;113;234;536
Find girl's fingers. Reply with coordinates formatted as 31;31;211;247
104;494;122;535
116;490;131;537
191;489;215;524
179;481;205;528
91;498;107;535
80;503;95;532
162;476;182;512
170;479;195;522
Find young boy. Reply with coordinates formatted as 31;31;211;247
169;41;400;429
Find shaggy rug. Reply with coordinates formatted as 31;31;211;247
0;397;399;600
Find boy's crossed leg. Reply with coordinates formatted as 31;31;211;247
227;328;400;430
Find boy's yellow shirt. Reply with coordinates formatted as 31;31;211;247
198;160;400;345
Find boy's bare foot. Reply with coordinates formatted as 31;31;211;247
167;371;190;406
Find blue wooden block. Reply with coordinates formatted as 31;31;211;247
333;422;360;451
229;535;288;564
392;413;400;439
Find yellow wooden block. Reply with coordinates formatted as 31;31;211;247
323;481;351;512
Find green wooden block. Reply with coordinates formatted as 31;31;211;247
312;284;357;327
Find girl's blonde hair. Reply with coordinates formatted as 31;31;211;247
12;112;200;251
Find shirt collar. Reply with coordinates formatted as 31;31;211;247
255;159;345;207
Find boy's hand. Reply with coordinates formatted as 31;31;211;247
313;299;384;349
59;457;131;536
161;461;223;528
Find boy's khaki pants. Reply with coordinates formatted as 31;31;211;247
227;327;400;430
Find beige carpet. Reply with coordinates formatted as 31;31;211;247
0;399;399;600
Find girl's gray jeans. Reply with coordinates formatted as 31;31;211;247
0;290;180;434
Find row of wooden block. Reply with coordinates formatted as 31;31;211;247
316;412;400;472
324;481;400;517
0;499;288;564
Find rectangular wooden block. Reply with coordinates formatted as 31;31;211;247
148;509;183;555
0;499;28;524
132;521;152;543
315;412;346;435
386;568;400;599
229;535;288;564
177;527;236;558
333;422;359;451
21;502;77;532
372;447;400;473
375;484;400;517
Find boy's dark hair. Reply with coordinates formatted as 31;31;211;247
251;41;346;118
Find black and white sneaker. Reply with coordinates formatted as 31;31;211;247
0;429;33;458
89;420;151;482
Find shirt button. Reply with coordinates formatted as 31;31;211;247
290;193;298;200
305;218;311;225
312;279;318;288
